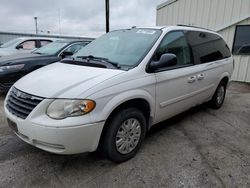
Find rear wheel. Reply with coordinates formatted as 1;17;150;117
210;81;227;109
101;108;146;163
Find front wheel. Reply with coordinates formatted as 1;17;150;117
102;108;146;163
210;81;227;109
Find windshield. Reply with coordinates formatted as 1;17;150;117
33;41;68;55
0;38;23;48
73;28;161;68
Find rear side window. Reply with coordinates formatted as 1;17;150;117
185;31;231;64
40;40;52;47
153;31;192;66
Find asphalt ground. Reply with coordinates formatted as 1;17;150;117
0;82;249;188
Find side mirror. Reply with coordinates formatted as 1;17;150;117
16;44;23;50
149;53;177;72
61;51;74;58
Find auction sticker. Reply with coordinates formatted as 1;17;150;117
136;30;156;35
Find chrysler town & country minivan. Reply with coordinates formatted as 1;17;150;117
4;26;234;162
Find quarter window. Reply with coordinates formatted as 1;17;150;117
185;31;231;64
232;25;250;55
153;31;192;66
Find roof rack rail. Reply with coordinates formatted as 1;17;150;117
177;24;215;32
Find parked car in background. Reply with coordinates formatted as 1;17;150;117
4;26;233;163
0;37;55;57
0;39;91;92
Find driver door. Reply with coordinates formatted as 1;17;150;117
153;31;198;123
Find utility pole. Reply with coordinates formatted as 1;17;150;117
58;9;62;34
34;17;38;34
105;0;109;33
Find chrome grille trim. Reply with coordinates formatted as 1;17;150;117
6;87;44;119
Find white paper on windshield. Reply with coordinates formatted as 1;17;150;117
136;30;156;35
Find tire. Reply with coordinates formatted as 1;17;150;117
210;81;227;109
102;108;147;163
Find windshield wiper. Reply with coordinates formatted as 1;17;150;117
76;55;120;69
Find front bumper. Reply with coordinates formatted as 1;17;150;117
4;104;105;154
0;70;25;92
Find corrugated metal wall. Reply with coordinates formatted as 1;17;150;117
156;0;250;82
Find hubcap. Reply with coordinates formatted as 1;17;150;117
115;118;142;154
217;85;225;104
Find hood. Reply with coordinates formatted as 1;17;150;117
0;48;17;57
0;48;34;57
0;53;56;66
14;62;125;98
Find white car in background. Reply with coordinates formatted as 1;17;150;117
4;26;234;163
0;37;55;57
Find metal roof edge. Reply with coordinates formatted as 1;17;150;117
0;31;95;40
216;15;250;32
157;0;178;10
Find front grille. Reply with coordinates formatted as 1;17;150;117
6;87;44;119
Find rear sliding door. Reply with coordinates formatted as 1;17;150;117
184;30;232;105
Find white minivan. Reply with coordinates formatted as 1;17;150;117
4;26;234;162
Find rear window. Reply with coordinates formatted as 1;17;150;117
34;41;68;55
185;31;231;64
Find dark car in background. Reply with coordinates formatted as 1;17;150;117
0;39;92;92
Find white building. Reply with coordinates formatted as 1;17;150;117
156;0;250;83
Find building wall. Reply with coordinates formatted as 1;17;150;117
156;0;250;82
220;18;250;82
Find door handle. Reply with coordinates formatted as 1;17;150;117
188;76;196;83
197;74;204;80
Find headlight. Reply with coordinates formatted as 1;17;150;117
46;99;96;119
0;64;25;72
